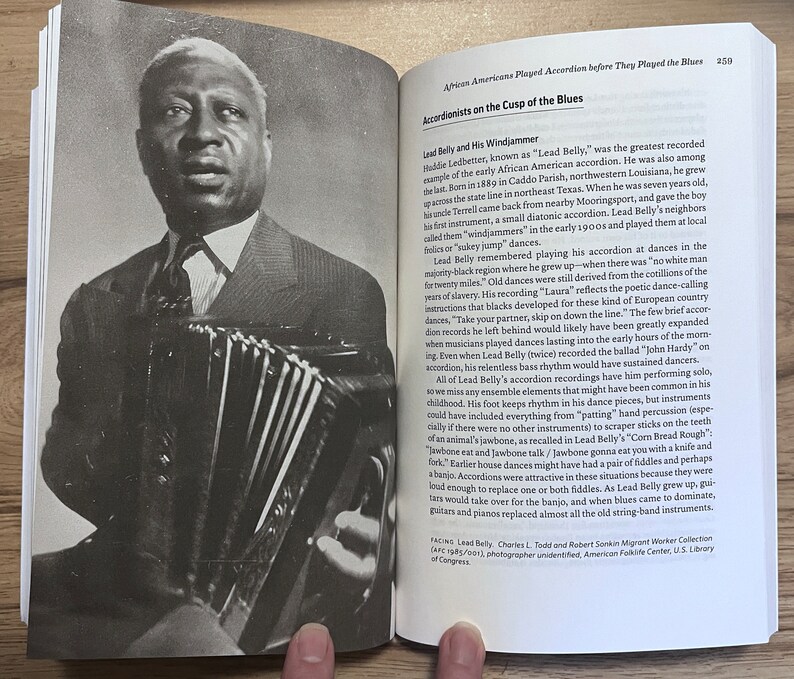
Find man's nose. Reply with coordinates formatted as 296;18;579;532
183;107;222;147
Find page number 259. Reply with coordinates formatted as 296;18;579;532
717;57;733;65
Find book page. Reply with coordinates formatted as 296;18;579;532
27;0;397;658
396;24;775;653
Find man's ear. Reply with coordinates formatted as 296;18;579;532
136;128;151;177
263;129;273;177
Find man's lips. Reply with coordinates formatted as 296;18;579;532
181;158;228;190
181;157;228;174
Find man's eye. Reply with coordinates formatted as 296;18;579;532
164;104;189;116
220;106;244;120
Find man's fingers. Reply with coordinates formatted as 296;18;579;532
334;510;380;545
281;623;335;679
316;535;376;581
436;622;486;679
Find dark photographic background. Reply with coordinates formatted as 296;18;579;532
34;0;398;553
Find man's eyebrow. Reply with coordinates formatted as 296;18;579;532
153;86;254;101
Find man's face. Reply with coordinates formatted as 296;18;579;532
137;55;272;234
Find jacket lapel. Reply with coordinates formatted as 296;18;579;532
207;211;306;326
100;237;168;316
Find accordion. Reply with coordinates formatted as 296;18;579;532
122;318;395;653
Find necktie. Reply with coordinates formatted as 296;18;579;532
149;235;204;315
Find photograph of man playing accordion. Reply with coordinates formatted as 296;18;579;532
28;31;396;658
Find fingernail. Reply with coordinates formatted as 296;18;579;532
449;622;483;665
297;623;329;663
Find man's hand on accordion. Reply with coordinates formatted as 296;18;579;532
316;509;379;586
297;504;388;641
312;449;395;599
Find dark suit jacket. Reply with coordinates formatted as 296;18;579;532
28;213;389;657
41;212;387;526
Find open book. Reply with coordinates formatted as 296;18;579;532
23;0;776;659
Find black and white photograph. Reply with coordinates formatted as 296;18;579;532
27;0;398;658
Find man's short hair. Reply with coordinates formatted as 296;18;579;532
138;37;268;127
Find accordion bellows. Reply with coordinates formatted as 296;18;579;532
123;319;395;652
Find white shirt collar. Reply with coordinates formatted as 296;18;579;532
165;210;259;273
